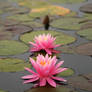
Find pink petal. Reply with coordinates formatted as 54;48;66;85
51;49;60;53
23;77;39;84
46;78;56;87
52;68;68;75
55;61;64;69
51;76;67;82
45;49;52;55
24;67;36;74
21;74;37;79
40;78;46;86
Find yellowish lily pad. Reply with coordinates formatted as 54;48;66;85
30;5;70;18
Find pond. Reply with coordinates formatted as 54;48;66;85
0;0;92;92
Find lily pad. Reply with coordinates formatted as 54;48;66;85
0;19;19;26
8;14;34;22
30;5;70;18
20;30;76;45
80;3;92;13
76;43;92;56
0;40;29;55
18;0;49;9
0;89;7;92
0;28;13;40
5;24;32;34
25;86;78;92
84;13;92;20
57;46;76;54
21;21;43;28
57;68;74;77
48;0;85;4
80;22;92;29
51;17;85;30
0;0;12;9
3;6;30;14
77;28;92;40
68;74;92;91
0;58;30;72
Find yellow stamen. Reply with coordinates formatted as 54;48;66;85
40;61;46;66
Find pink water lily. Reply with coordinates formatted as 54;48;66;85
29;34;61;55
21;54;67;87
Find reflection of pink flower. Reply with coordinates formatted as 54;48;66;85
21;54;67;87
29;34;61;55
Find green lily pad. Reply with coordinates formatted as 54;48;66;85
20;30;76;45
80;3;92;13
57;46;76;54
75;42;92;56
8;14;34;22
80;22;92;29
57;68;74;77
0;28;13;40
68;74;92;91
0;40;29;55
0;19;19;26
3;6;30;14
25;86;78;92
5;24;32;34
77;28;92;40
0;58;30;72
84;13;92;20
0;89;7;92
65;11;77;17
51;17;85;30
0;0;12;9
18;0;49;9
21;21;43;28
48;0;85;4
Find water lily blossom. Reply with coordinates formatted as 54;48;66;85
21;54;67;87
29;34;61;55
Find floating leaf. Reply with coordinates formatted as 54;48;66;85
51;17;85;30
68;74;92;91
48;0;85;4
0;27;13;40
75;42;92;56
8;14;33;22
0;40;29;55
80;3;92;13
30;5;70;18
0;58;30;72
20;30;76;45
77;28;92;40
57;68;74;77
5;24;32;35
0;89;7;92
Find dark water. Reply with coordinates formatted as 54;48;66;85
0;0;92;92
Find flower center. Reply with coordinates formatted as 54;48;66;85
40;61;46;66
